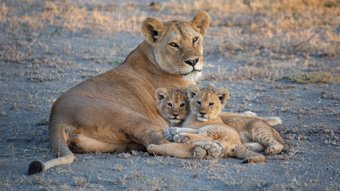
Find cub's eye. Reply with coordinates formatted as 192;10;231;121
169;42;179;48
196;101;201;105
167;103;173;107
193;37;199;44
209;102;214;106
180;103;186;107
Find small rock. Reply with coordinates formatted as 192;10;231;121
36;119;49;126
321;91;339;101
149;2;161;11
0;110;6;117
297;135;306;140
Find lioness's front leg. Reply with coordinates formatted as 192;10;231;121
147;143;196;158
148;141;225;160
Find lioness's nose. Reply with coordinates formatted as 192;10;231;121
184;58;199;67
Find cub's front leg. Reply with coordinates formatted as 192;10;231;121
173;132;212;143
163;127;199;141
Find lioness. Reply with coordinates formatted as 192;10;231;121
28;11;212;175
169;84;288;156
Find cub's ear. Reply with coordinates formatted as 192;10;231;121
187;84;200;100
217;88;229;106
155;88;168;104
191;11;210;35
142;17;164;45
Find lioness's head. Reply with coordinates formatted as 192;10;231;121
142;11;210;82
155;87;190;125
187;84;229;122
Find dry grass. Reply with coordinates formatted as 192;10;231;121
73;176;87;187
1;0;338;59
1;1;145;34
285;72;340;84
0;3;10;22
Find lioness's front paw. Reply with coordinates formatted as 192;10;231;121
193;141;223;160
173;133;191;143
193;145;207;159
265;144;284;155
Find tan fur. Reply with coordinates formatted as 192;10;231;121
220;114;289;155
28;11;211;175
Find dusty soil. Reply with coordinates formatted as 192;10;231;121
0;0;339;190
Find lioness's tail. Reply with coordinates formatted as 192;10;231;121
28;120;74;175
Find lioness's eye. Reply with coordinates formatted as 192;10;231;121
167;103;173;107
169;42;179;48
209;102;214;106
193;37;199;44
180;103;185;107
196;101;201;105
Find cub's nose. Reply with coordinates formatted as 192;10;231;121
173;113;178;117
184;58;199;67
199;112;206;116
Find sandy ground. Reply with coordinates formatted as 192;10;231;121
0;0;339;190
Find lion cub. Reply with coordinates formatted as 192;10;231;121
172;84;288;156
155;87;190;127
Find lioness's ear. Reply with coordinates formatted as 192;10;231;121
191;11;210;35
187;84;200;100
155;88;168;104
217;88;229;106
142;17;164;45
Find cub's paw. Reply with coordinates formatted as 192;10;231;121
173;133;191;143
193;141;223;160
243;142;265;152
242;155;266;163
265;144;284;155
163;127;180;141
163;131;174;141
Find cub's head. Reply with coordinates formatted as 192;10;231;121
142;11;210;82
187;84;229;122
155;87;190;125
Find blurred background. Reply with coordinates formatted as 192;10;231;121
0;0;339;82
